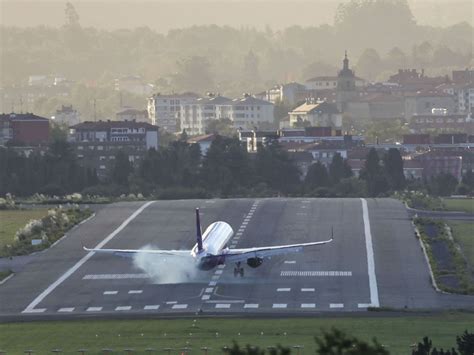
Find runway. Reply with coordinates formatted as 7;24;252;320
0;198;472;320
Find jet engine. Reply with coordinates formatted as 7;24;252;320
246;257;263;268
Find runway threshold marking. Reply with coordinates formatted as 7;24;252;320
86;307;103;312
215;304;231;309
361;198;380;308
272;303;287;308
115;306;132;311
244;304;259;308
280;271;352;276
172;304;188;309
22;201;155;314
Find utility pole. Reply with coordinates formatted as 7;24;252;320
93;98;97;122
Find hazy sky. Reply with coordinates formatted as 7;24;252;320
0;0;472;31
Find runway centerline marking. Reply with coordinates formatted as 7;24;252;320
330;303;344;308
22;201;155;313
272;303;287;308
284;260;296;264
361;198;380;308
58;307;75;312
301;288;315;292
86;307;102;312
128;290;143;294
301;303;316;308
277;288;291;292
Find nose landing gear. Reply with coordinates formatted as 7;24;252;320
233;262;244;277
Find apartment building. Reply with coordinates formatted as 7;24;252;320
0;113;49;146
68;120;158;179
180;93;274;136
147;92;199;132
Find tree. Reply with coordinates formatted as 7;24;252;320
360;148;389;197
456;330;474;355
65;2;80;28
173;56;214;92
427;173;458;196
111;150;133;187
383;148;405;191
329;153;352;184
356;48;383;81
243;50;260;82
305;161;330;191
206;118;237;137
315;328;389;355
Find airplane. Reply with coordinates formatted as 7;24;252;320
84;208;333;277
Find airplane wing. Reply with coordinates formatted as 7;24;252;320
83;247;191;258
220;238;333;263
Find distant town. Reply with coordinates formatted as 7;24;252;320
1;52;473;198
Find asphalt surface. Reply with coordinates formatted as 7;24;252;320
0;198;472;321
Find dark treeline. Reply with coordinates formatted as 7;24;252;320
0;140;98;197
2;135;472;199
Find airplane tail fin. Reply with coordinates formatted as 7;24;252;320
196;208;203;252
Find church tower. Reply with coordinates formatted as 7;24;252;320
336;51;357;111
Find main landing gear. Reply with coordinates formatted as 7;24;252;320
233;262;244;277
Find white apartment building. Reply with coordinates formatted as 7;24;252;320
265;82;306;106
180;94;274;135
438;83;474;113
147;92;199;132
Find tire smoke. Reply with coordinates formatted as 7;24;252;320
132;245;199;284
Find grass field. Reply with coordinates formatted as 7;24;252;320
0;208;48;248
449;221;474;266
443;198;474;214
0;314;473;354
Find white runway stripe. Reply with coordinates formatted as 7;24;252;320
280;271;352;277
244;304;259;309
128;290;143;294
58;307;75;312
201;295;210;300
86;307;102;312
301;288;315;292
277;288;291;292
172;304;188;309
84;274;148;280
272;303;287;308
301;303;316;308
358;303;372;308
215;304;231;309
361;198;380;308
144;305;160;310
205;287;214;293
284;260;296;264
330;303;344;308
103;291;118;295
115;306;132;311
22;201;154;314
209;281;217;286
165;301;177;304
23;308;46;313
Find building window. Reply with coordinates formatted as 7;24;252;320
97;145;103;150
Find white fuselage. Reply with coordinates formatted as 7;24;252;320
191;221;233;257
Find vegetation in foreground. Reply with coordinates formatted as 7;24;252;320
0;208;49;248
448;221;474;269
443;199;474;214
0;314;473;354
0;205;92;257
414;218;473;294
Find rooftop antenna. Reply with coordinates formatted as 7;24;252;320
19;96;23;113
93;98;97;122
